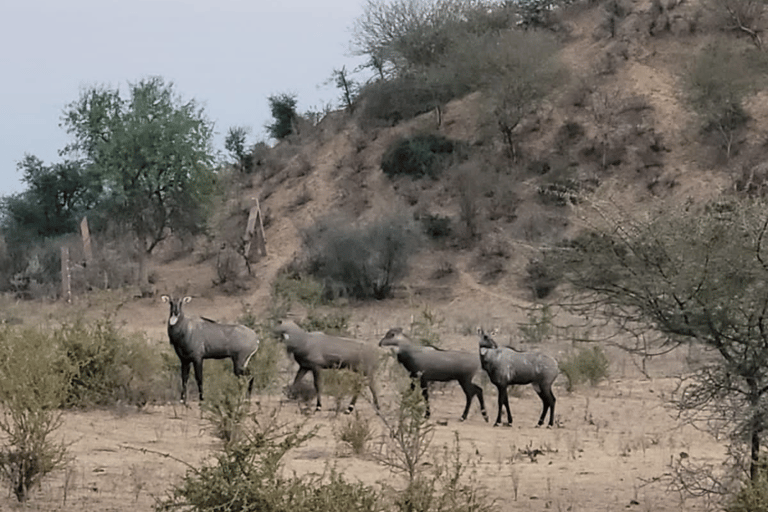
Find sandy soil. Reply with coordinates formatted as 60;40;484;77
0;306;724;512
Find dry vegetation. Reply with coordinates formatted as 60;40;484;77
3;0;768;509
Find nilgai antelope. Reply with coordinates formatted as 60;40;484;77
161;295;260;403
379;327;488;422
478;330;558;427
275;319;380;413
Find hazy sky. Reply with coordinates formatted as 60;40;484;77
0;0;367;196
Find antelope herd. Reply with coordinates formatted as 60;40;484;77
161;297;559;427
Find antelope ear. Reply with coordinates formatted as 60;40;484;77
183;296;192;303
161;295;170;303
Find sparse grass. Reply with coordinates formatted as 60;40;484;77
335;411;375;456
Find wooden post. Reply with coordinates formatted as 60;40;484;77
80;217;92;264
61;246;71;303
243;198;267;259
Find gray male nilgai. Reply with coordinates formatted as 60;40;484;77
275;319;380;413
379;327;488;422
478;330;558;427
161;295;260;403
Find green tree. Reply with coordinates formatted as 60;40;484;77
224;126;253;173
686;40;760;159
549;198;768;494
266;93;298;140
61;77;215;289
1;155;99;239
351;0;508;77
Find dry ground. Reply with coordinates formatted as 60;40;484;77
0;287;727;511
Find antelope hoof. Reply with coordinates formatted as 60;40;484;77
345;406;355;415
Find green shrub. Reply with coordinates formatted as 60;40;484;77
524;258;561;300
156;409;382;512
56;319;167;407
559;346;610;391
201;372;252;449
517;304;553;344
381;134;462;180
270;272;324;318
420;213;453;240
266;93;298;140
377;385;434;483
357;77;451;126
302;215;421;300
0;326;70;501
301;311;350;335
727;464;768;512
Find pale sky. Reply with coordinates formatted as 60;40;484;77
0;0;367;195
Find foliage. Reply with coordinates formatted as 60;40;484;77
727;461;768;512
524;258;561;300
685;40;763;158
381;134;462;179
330;66;360;112
266;93;298;140
515;0;577;28
548;197;768;486
420;213;452;240
61;77;216;287
377;385;434;483
56;318;166;407
201;373;252;449
156;409;382;512
356;75;455;126
409;305;444;347
225;126;254;173
478;30;565;158
336;411;375;456
0;326;70;501
351;0;514;77
271;271;324;313
517;304;554;344
0;155;101;294
706;0;768;48
1;154;99;240
301;215;421;300
300;311;351;335
558;346;610;391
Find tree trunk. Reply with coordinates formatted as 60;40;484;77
137;239;154;297
751;425;760;482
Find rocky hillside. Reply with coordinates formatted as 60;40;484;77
148;0;766;339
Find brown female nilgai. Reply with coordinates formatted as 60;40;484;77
275;319;380;413
161;295;260;403
478;329;558;427
379;327;488;422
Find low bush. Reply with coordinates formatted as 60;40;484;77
56;318;167;407
727;463;768;512
420;213;453;240
156;409;383;512
357;77;452;127
381;134;463;180
0;326;71;501
559;345;610;391
335;411;375;456
524;258;561;300
302;215;421;300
